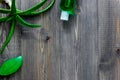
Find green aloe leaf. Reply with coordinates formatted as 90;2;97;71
18;0;55;16
17;9;22;13
0;17;8;22
0;20;15;54
16;15;41;28
0;56;23;76
0;8;11;14
21;0;47;14
6;16;14;22
11;0;16;14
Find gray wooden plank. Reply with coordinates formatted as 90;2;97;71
76;0;99;80
19;0;45;80
19;0;57;80
98;0;117;80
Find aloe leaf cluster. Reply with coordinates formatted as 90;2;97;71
0;0;55;76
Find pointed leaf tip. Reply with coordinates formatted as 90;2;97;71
0;56;23;76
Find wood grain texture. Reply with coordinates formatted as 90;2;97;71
0;0;120;80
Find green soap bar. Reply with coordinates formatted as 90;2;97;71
0;56;23;76
60;0;76;14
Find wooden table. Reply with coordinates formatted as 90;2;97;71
0;0;120;80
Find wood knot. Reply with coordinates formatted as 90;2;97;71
45;36;50;42
116;49;120;55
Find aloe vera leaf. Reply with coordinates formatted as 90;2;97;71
0;16;9;22
18;0;55;16
6;16;14;22
0;16;14;23
16;15;41;28
0;20;15;54
0;8;11;13
17;9;22;13
11;0;16;14
21;0;47;14
0;56;23;76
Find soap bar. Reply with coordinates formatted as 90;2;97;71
60;11;69;21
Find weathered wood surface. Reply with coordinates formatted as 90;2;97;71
0;0;120;80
